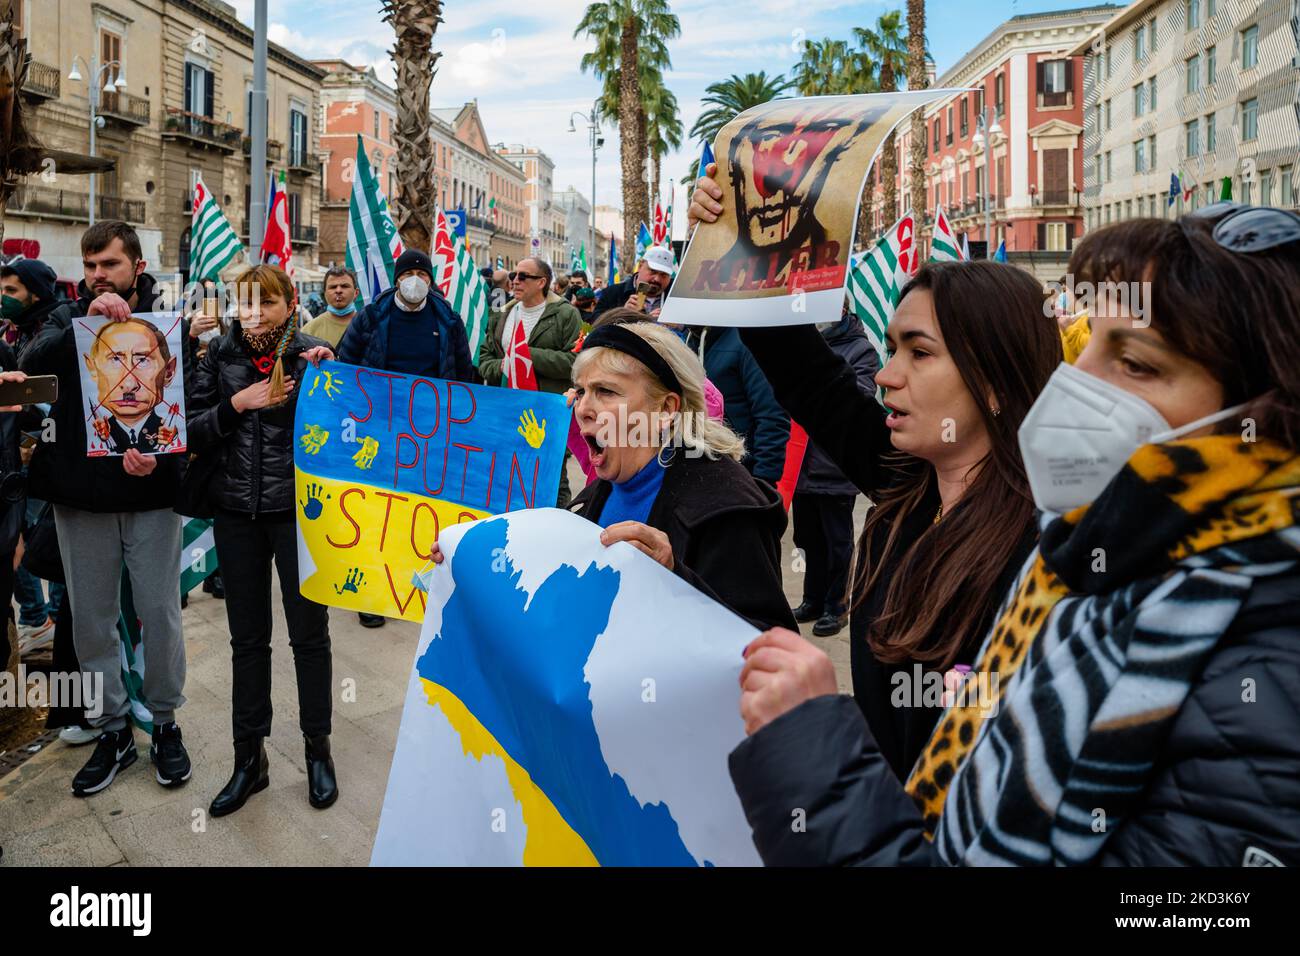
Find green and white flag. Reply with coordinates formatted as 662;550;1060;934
180;517;218;595
190;174;243;281
930;205;962;262
572;243;587;273
451;237;491;359
847;212;917;363
346;135;399;306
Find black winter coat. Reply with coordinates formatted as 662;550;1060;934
336;286;473;383
570;451;797;633
686;326;790;483
740;322;1036;780
795;313;879;497
20;274;187;513
187;323;328;516
728;562;1300;867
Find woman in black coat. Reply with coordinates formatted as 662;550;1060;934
187;264;338;819
729;209;1300;866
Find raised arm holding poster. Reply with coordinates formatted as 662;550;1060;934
660;89;958;329
292;360;569;622
72;312;187;456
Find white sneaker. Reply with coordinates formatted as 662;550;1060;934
59;725;100;746
17;618;55;654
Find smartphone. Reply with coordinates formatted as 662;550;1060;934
0;375;58;406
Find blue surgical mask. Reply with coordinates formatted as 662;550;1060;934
326;302;356;316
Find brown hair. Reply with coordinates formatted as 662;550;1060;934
82;220;143;261
230;264;297;404
854;260;1062;667
1069;214;1300;450
591;306;649;329
324;266;358;289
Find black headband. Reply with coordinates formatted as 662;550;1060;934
581;324;683;396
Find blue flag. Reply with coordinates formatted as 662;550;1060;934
993;241;1007;263
1168;172;1180;208
607;234;618;285
698;140;715;179
635;222;652;263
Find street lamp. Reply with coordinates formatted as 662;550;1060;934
67;53;128;227
972;103;1003;258
568;108;602;274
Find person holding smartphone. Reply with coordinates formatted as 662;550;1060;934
590;247;675;321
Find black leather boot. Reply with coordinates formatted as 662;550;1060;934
209;738;269;817
304;734;338;809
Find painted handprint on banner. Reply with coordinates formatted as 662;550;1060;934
308;369;342;400
353;435;379;469
334;567;365;594
517;409;547;449
300;423;329;454
299;481;330;520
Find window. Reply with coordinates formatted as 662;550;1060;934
288;192;301;232
1138;195;1146;217
1187;0;1200;29
1186;118;1200;155
995;73;1005;118
100;30;123;113
183;62;214;122
1261;168;1272;206
1038;59;1071;107
1126;199;1133;219
1242;176;1252;205
1105;47;1112;78
1134;83;1146;116
1149;76;1157;111
1149;17;1158;51
374;111;380;139
1186;54;1201;93
933;118;940;152
1207;44;1216;82
1134;139;1146;173
289;108;308;166
1094;153;1103;185
1044;222;1068;251
1106;151;1113;182
946;106;953;145
1148;134;1157;169
960;98;969;139
1242;25;1259;69
1207;0;1215;14
1206;112;1216;150
1241;97;1258;141
1134;24;1147;61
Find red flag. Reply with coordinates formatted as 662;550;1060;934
775;421;808;511
261;171;293;277
504;316;538;390
652;199;666;245
431;208;456;297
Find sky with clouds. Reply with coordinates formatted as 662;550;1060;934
228;0;1107;229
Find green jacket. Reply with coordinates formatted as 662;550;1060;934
477;291;582;394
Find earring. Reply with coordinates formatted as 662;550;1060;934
991;407;1001;417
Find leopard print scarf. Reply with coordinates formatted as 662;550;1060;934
905;435;1300;862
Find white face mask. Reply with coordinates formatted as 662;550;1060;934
399;275;429;304
1018;362;1251;515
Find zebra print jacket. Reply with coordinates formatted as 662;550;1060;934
728;568;1300;867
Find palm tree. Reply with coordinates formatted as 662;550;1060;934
576;0;680;271
793;38;851;96
643;78;681;210
857;11;908;229
682;71;792;186
907;0;928;239
382;1;442;252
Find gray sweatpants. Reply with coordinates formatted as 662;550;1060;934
53;505;186;732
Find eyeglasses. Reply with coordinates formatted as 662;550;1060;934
1191;202;1300;254
509;271;543;282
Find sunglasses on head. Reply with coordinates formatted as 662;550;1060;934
509;271;543;282
1191;202;1300;254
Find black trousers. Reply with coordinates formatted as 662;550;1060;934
791;492;856;616
213;511;332;741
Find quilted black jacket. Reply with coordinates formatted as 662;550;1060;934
728;566;1300;867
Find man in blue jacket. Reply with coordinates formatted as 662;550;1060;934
337;249;473;383
336;249;473;628
685;324;790;485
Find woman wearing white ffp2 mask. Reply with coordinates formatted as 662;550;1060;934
727;209;1300;868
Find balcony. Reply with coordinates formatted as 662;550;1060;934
162;107;241;152
20;60;60;100
242;138;284;164
7;183;145;223
98;91;151;127
290;224;318;245
287;151;318;176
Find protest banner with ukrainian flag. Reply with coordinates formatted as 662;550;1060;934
292;361;569;622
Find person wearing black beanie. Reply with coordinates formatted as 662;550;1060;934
1;259;62;355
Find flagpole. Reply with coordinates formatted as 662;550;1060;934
249;0;269;264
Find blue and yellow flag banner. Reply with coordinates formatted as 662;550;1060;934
293;361;569;622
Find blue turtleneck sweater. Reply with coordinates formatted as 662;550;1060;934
597;457;667;528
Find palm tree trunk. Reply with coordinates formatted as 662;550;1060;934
880;61;898;229
907;0;927;252
619;18;644;272
384;1;443;253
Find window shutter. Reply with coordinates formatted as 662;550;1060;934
184;66;193;114
204;69;214;119
1037;223;1047;248
1036;61;1045;94
1064;59;1074;92
1066;222;1076;247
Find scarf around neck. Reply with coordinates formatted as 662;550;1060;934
905;435;1300;865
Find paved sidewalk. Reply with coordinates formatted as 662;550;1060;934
0;487;861;866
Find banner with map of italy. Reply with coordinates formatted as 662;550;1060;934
372;508;763;866
292;360;569;622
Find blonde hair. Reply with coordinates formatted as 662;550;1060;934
573;322;746;462
230;264;296;404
